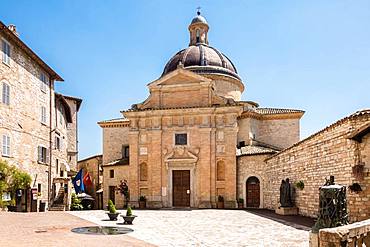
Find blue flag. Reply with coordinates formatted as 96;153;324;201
72;169;85;194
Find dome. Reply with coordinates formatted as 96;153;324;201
162;44;240;80
191;15;208;25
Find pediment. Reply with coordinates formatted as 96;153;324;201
164;146;199;163
148;68;211;88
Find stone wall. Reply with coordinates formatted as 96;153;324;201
265;112;370;222
102;126;129;164
237;154;270;208
102;164;130;209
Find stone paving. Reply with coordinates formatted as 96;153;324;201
69;209;311;247
0;211;152;247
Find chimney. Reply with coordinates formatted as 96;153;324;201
8;24;19;37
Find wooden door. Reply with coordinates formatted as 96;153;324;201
109;186;116;205
246;176;260;207
172;170;190;207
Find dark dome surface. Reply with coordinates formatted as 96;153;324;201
162;44;240;80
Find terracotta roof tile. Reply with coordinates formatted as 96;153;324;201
236;145;278;156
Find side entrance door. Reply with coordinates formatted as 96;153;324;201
246;176;260;207
172;170;190;207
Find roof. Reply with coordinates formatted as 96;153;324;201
265;109;370;161
0;21;63;81
102;158;129;167
240;107;305;120
54;93;73;123
78;154;102;163
97;117;130;128
236;145;278;157
60;94;83;111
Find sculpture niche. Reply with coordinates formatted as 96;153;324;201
275;178;298;215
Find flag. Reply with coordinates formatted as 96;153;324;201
72;169;85;194
83;171;93;188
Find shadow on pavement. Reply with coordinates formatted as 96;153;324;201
245;208;315;231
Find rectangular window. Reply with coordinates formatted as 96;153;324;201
41;106;47;124
2;82;10;105
2;40;10;65
37;183;41;193
55;136;61;150
2;134;10;156
122;145;129;158
56;159;59;174
109;169;114;178
175;133;187;145
40;72;48;92
37;146;49;164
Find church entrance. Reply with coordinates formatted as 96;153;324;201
246;176;260;208
172;170;190;207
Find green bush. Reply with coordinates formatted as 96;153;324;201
218;195;224;202
139;195;146;201
126;206;132;216
108;200;117;214
70;193;83;211
237;198;244;203
295;180;305;190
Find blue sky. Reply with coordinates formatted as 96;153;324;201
1;1;369;159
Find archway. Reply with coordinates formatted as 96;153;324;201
246;176;260;208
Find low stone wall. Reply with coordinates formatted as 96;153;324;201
316;219;370;247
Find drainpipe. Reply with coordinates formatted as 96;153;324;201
48;79;53;207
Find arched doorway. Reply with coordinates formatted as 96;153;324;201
246;176;260;207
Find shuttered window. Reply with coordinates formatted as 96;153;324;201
40;72;48;92
41;106;47;124
2;40;10;65
2;82;10;105
38;146;49;164
2;134;10;156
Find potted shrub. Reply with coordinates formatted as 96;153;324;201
121;206;136;224
217;195;224;209
139;195;146;209
237;198;244;209
106;200;119;221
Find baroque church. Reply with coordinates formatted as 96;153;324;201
99;11;304;209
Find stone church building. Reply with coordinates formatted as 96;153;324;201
99;12;304;209
99;13;369;221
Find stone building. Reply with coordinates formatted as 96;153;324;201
0;21;82;211
77;154;103;209
98;12;303;209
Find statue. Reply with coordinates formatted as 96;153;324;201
279;178;293;207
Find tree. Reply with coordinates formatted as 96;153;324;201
116;179;129;208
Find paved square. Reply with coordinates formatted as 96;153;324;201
69;209;310;247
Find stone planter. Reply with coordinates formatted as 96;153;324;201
7;205;17;212
217;201;224;209
107;212;120;221
121;215;137;225
139;201;146;209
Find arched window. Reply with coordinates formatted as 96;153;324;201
196;29;200;43
216;161;225;181
140;162;148;181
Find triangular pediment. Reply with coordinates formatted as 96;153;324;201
148;68;211;88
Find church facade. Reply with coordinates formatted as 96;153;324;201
99;12;304;209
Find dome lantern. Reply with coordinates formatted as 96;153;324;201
188;10;209;46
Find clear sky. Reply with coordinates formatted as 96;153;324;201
1;1;369;159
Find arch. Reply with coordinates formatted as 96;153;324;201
139;162;148;181
243;174;263;208
216;160;225;181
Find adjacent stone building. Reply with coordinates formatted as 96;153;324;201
0;21;82;211
99;12;303;209
77;154;103;209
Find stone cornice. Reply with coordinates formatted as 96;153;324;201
97;119;130;128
